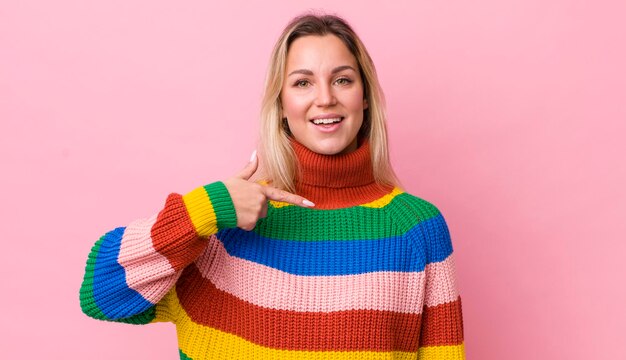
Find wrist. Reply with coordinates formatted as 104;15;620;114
182;181;237;236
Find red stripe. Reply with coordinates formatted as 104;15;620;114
419;296;464;346
151;193;206;271
176;264;421;352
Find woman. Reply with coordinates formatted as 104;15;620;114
80;13;465;359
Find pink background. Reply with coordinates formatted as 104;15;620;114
1;0;625;358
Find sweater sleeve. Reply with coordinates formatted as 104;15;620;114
416;210;465;359
79;181;237;324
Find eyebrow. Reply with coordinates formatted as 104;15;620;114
287;65;356;77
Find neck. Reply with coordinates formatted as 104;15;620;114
290;137;394;209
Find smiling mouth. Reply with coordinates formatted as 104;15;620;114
311;117;344;125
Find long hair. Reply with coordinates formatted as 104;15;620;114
255;12;402;193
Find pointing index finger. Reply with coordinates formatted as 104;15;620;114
262;186;315;207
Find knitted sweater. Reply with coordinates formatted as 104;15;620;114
79;138;465;359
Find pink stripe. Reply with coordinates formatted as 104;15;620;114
193;235;426;314
424;253;460;307
118;214;178;304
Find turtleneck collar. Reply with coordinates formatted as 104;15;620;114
289;137;395;209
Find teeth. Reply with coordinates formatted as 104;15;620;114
312;117;342;125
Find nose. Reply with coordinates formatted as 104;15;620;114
314;83;337;107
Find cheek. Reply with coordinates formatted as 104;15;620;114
343;82;365;105
342;90;366;112
282;92;310;118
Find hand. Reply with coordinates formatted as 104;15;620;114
223;150;315;231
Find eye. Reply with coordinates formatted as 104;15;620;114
335;77;352;85
294;79;310;88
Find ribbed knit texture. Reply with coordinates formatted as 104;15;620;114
80;138;465;359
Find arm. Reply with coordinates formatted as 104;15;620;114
79;181;237;324
417;211;465;359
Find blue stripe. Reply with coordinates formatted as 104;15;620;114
412;213;454;265
216;214;453;276
92;227;155;319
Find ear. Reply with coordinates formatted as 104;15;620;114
363;98;369;110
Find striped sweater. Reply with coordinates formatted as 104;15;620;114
79;138;465;359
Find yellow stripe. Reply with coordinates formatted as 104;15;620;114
167;289;419;360
269;200;291;208
418;343;465;360
152;288;179;324
270;187;404;209
182;186;218;236
360;187;404;208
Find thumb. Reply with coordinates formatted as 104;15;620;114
236;150;258;180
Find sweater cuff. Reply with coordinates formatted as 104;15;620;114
182;181;237;236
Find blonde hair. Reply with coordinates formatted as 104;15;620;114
255;12;402;193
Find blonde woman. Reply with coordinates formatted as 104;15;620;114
80;12;465;359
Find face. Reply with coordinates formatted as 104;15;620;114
281;34;368;155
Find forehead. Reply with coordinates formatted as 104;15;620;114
285;35;358;70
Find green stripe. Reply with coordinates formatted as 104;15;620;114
79;236;108;319
179;349;192;359
79;235;156;324
204;181;237;230
385;192;442;229
253;192;440;241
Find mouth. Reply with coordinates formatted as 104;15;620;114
310;117;344;125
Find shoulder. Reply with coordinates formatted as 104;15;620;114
388;188;453;248
393;189;444;220
381;188;446;230
398;191;454;256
